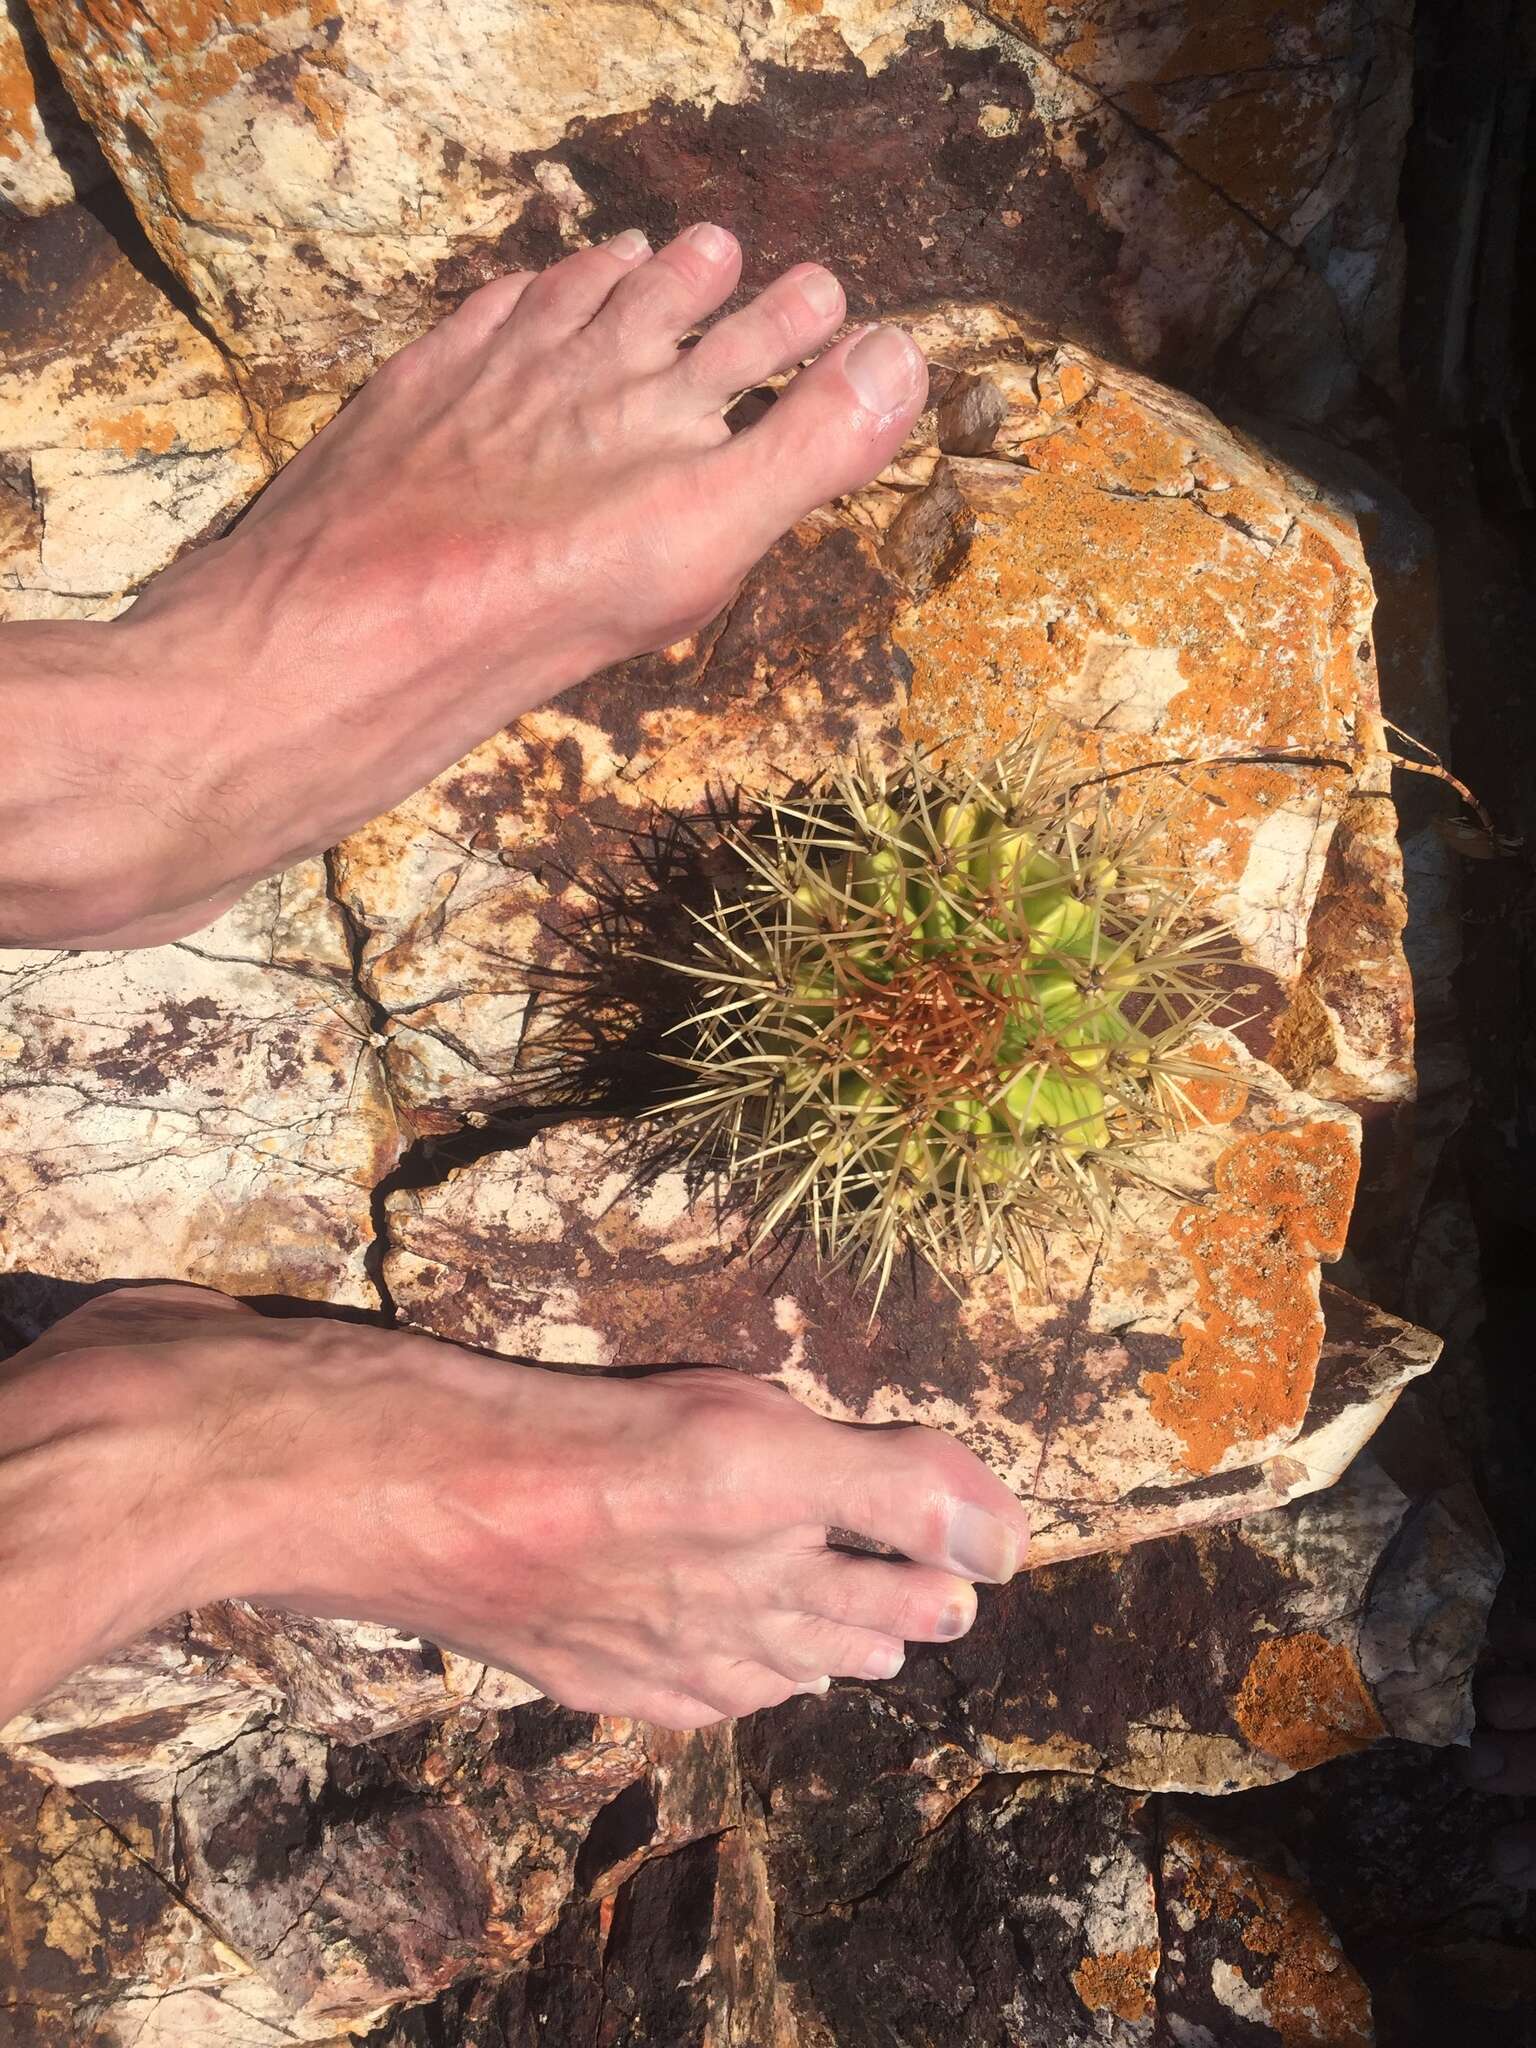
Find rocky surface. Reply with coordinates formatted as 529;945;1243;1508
0;4;1487;2041
381;1096;1444;1561
0;1450;1497;2039
0;0;107;217
0;863;399;1305
331;307;1413;1136
0;1696;1384;2046
28;0;1406;436
0;197;269;621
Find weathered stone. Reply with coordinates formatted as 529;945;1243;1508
0;862;399;1305
28;0;1406;433
933;1455;1498;1794
6;1677;1392;2046
0;1600;540;1801
0;198;268;620
382;1089;1441;1560
328;312;1413;1138
1158;1812;1375;2046
742;1722;1375;2047
0;1705;651;2043
0;2;108;219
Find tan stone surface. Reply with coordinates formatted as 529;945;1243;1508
326;312;1413;1137
0;199;268;620
0;0;107;217
28;0;1406;435
0;862;399;1305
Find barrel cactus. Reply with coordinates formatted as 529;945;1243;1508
660;735;1231;1305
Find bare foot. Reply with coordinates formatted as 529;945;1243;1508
66;227;925;947
1;1286;1025;1731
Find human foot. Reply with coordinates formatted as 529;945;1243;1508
75;227;925;947
0;1285;1026;1732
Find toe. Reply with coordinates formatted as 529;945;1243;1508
789;1414;1029;1584
705;322;928;552
787;1552;977;1646
585;222;743;364
444;270;535;349
506;229;653;337
759;1612;908;1683
679;262;846;409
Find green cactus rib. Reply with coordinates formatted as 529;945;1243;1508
658;734;1233;1306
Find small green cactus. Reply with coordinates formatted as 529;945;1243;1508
659;734;1231;1306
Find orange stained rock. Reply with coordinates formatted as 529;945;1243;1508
1174;1039;1249;1126
1020;388;1198;496
86;409;178;456
0;22;40;164
897;456;1364;898
1072;1943;1158;2024
1140;1120;1359;1474
1232;1631;1385;1773
1170;1822;1373;2047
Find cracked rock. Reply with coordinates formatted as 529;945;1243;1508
382;1080;1441;1561
29;0;1403;431
0;199;269;620
0;863;400;1305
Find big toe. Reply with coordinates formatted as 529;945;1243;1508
706;323;927;553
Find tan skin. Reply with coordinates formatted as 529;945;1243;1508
0;227;1031;1734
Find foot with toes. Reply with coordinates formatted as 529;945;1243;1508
74;225;927;947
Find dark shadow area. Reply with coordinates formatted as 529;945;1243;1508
1173;1;1536;2037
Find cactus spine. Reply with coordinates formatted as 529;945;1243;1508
661;736;1231;1305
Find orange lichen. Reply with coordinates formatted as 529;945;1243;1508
293;68;343;138
896;445;1367;914
1140;1121;1358;1473
1169;1823;1373;2047
1022;389;1198;496
1232;1632;1385;1773
1174;1039;1249;1126
1072;1944;1159;2023
86;409;177;456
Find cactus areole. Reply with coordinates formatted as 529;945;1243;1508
660;737;1231;1307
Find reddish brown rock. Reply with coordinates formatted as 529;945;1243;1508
27;0;1406;431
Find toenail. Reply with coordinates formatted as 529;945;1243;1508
948;1504;1020;1584
607;228;650;260
844;324;922;416
796;266;843;319
863;1645;905;1681
684;222;736;261
796;1674;832;1696
936;1592;977;1640
1463;1735;1507;1783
